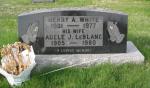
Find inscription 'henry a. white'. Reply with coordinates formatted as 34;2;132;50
48;16;100;22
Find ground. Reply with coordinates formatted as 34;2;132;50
0;0;150;88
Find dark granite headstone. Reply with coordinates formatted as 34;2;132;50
18;8;128;54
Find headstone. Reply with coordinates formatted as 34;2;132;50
18;8;128;54
18;8;144;74
32;0;55;3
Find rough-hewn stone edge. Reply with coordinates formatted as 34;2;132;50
18;7;127;17
33;41;144;73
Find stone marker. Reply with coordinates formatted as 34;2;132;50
18;8;128;54
32;0;55;3
18;8;144;74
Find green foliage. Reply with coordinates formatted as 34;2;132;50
0;0;150;88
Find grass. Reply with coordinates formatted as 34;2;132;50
0;0;150;88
